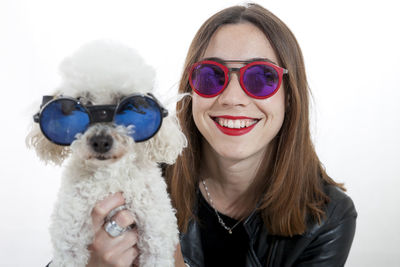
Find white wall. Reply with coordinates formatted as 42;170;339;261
0;0;399;266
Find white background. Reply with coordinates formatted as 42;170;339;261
1;0;399;266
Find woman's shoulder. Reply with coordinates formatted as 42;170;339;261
306;184;357;237
324;184;357;220
282;184;358;266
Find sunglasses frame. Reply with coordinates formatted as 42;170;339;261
189;60;288;99
33;93;168;145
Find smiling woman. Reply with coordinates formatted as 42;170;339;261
192;23;286;161
165;3;357;267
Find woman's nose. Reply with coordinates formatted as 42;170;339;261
217;73;251;106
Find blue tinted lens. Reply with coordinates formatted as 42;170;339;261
114;96;162;142
40;99;90;145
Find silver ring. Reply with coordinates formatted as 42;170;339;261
104;220;131;237
106;204;128;221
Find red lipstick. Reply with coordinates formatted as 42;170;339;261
212;115;259;136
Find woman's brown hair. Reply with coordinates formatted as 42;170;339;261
165;3;343;236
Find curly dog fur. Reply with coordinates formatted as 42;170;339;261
26;40;186;267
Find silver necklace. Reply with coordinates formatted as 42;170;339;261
201;180;243;234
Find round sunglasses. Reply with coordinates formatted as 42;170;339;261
189;60;288;99
33;93;168;146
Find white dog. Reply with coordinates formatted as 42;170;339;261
26;41;186;267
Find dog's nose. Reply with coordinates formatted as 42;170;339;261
90;134;113;153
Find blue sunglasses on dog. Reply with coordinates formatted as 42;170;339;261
33;93;168;146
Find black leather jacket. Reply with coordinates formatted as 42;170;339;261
180;185;357;267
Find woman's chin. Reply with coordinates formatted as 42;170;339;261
213;144;267;163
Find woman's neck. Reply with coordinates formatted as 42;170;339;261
199;141;267;218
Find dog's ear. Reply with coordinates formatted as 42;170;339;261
143;115;187;164
26;123;70;165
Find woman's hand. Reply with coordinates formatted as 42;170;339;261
174;243;187;267
87;193;139;267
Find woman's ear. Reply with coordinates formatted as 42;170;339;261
26;123;70;165
142;115;187;164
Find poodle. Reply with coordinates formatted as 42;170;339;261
26;40;187;267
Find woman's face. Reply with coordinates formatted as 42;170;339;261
192;22;286;162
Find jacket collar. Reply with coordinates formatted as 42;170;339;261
243;206;265;238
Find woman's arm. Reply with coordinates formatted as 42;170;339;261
175;243;189;267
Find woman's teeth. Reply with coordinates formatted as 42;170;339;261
214;118;258;129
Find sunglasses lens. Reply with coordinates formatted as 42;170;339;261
191;63;226;96
243;64;279;97
40;99;90;145
115;96;162;142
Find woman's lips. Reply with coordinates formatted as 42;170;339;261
211;115;260;136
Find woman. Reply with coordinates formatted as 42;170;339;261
88;3;357;267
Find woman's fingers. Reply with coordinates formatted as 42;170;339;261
98;229;139;264
91;192;125;232
88;192;140;267
113;209;136;228
107;245;140;267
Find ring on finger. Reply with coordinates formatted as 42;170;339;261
104;220;132;237
106;204;129;221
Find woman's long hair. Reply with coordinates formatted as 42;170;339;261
165;3;343;236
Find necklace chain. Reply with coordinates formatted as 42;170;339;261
201;180;243;234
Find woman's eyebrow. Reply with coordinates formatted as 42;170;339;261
201;57;225;63
202;56;278;65
249;57;277;65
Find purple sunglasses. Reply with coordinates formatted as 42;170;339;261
189;59;288;99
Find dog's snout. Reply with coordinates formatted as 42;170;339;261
90;134;113;153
